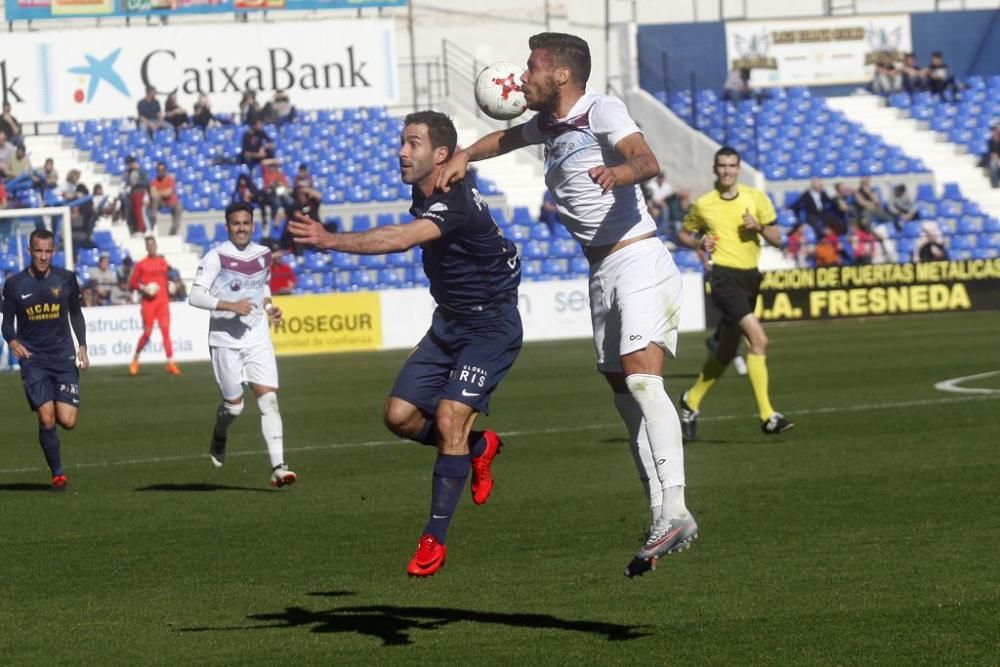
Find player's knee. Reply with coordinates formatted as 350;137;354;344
221;400;244;417
59;414;78;430
256;392;279;416
37;414;57;430
749;331;768;355
624;373;666;403
383;399;414;435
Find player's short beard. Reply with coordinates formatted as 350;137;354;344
527;77;560;114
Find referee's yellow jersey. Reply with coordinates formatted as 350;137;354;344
682;185;777;270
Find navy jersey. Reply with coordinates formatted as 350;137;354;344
1;267;86;369
410;173;521;319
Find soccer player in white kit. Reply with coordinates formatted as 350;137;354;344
438;32;695;575
188;202;296;488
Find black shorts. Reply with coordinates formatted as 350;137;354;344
710;265;762;325
390;306;523;417
20;359;80;411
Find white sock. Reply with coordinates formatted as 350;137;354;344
257;392;284;469
625;374;688;519
613;392;663;522
215;400;243;438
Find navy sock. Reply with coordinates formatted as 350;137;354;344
415;419;437;447
423;454;471;544
39;426;62;476
468;430;487;458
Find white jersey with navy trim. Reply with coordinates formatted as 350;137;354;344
520;91;657;247
192;240;273;349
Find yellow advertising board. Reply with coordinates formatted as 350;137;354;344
270;293;381;356
743;259;1000;322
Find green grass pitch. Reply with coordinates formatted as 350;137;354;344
1;311;997;664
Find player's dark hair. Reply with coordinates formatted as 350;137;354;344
528;32;592;86
225;201;254;224
714;146;741;166
403;111;457;159
29;228;54;245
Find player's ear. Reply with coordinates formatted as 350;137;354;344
434;145;450;166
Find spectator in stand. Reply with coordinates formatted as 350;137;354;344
723;67;752;101
926;51;959;100
38;158;59;193
261;159;293;234
279;186;320;251
539;189;560;236
232;172;268;224
68;181;96;249
267;242;297;294
0;102;22;146
886;184;919;230
5;144;33;187
791;178;844;235
193;94;225;131
915;221;948;262
163;93;189;139
784;223;812;268
89;253;118;306
667;188;692;225
150;162;183;236
831;182;857;226
136;86;163;137
847;220;876;265
986;124;1000;189
872;52;901;95
0;131;15;176
92;184;119;221
899;53;927;94
646;171;674;233
814;222;844;267
60;169;82;202
855;177;894;227
123;156;150;236
0;179;7;210
292;163;322;202
271;91;296;126
240;119;274;170
167;267;187;302
239;90;262;125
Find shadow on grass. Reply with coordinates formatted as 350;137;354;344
181;590;648;646
0;482;52;492
135;483;272;493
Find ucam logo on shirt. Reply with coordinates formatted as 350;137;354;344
0;18;398;121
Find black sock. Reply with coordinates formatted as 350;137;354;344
39;426;62;476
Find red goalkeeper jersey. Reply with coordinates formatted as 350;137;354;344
129;255;170;302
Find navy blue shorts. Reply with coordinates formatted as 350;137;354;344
390;307;522;416
21;359;80;411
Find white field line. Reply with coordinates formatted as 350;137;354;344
1;393;997;476
934;370;1000;396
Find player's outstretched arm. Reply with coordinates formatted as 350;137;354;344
435;125;531;192
288;212;442;254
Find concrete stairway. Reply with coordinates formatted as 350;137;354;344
826;93;1000;216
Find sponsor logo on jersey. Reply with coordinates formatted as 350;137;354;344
50;286;62;297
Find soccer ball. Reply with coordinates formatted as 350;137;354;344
143;282;160;297
474;62;527;121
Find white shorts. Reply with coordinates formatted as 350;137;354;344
589;237;683;373
211;341;279;400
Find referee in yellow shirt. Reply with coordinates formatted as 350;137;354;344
677;147;794;439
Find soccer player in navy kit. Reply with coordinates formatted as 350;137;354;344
289;110;522;577
1;229;89;490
